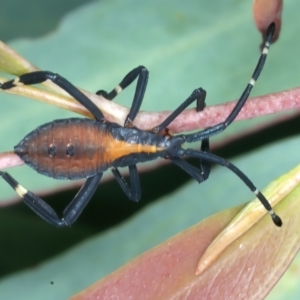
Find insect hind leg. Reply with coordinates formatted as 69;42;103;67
0;71;104;121
0;171;102;227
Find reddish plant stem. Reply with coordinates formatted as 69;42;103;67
0;87;299;171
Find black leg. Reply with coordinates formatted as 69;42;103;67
111;165;141;202
170;157;206;183
199;138;211;180
152;88;206;134
181;148;282;227
0;71;104;121
184;22;275;143
97;66;149;126
62;173;103;224
153;87;210;179
96;67;150;200
170;141;210;183
153;88;209;179
195;89;211;180
0;171;102;227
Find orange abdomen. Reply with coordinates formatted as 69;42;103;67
14;118;165;179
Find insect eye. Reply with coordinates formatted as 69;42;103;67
66;144;75;157
48;144;56;157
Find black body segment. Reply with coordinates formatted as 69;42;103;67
0;22;282;227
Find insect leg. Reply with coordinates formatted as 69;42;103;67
62;173;103;225
0;71;104;121
111;165;141;202
170;157;206;183
96;66;149;126
153;87;210;177
0;171;102;227
199;138;211;180
155;87;209;177
152;88;207;134
195;90;211;180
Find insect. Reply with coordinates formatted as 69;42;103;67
0;23;281;227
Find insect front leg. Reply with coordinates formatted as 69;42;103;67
152;88;207;134
195;91;211;180
170;157;207;184
0;171;102;227
152;87;210;178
